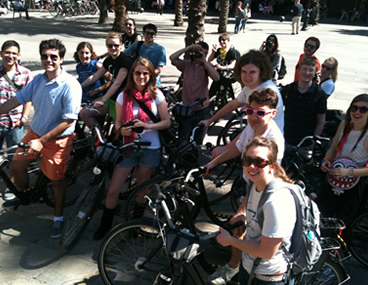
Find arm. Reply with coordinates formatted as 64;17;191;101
86;64;113;97
134;34;142;42
81;66;107;88
205;144;241;174
133;99;171;131
203;60;220;81
155;66;163;75
169;46;188;64
0;97;21;115
313;113;325;137
212;129;243;159
215;58;237;71
12;101;32;129
208;44;217;62
321;120;343;172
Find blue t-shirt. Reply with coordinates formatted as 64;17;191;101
76;59;104;102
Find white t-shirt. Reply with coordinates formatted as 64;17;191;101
236;80;284;134
116;89;165;149
242;181;296;275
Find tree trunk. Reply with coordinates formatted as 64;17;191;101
174;0;184;26
185;0;207;46
112;0;127;32
98;0;109;24
218;0;229;33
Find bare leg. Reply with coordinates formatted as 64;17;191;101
52;178;66;217
79;104;109;129
105;166;134;209
10;159;32;191
228;247;242;268
135;166;154;204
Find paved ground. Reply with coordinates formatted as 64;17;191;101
1;9;368;285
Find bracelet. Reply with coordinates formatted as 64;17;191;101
349;168;354;176
101;98;106;103
21;116;28;121
323;157;331;162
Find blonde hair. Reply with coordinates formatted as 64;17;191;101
105;32;122;45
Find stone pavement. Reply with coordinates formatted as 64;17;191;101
1;10;368;285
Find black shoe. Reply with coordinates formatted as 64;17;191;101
93;225;111;240
2;198;20;208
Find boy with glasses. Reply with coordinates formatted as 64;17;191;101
294;36;321;82
124;23;166;87
0;39;82;239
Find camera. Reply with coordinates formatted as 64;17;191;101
122;120;144;133
189;51;202;58
266;40;274;48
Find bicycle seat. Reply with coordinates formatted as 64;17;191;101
298;149;313;163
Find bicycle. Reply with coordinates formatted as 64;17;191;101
350;211;368;268
60;127;151;252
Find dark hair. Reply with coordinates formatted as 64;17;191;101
124;57;157;99
305;37;320;51
298;56;318;70
39;39;66;58
243;137;294;183
219;33;230;42
342;94;368;151
1;40;20;52
266;34;279;53
143;23;157;34
234;50;273;83
198;41;209;51
249;88;278;109
126;18;137;32
73;42;98;63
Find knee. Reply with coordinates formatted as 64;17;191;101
10;160;27;174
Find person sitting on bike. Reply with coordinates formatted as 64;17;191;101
0;39;82;239
208;33;239;99
79;32;133;138
93;57;170;240
260;34;282;82
200;50;284;137
281;57;327;146
170;42;220;144
319;94;368;241
74;42;112;103
216;137;296;285
205;88;284;285
315;57;338;98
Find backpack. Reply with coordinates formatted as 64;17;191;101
252;180;322;281
278;56;287;79
130;41;144;61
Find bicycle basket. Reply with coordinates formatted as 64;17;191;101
166;229;200;262
95;143;123;165
176;140;198;168
172;104;192;118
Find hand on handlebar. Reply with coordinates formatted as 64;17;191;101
211;146;227;159
28;138;44;154
230;214;247;237
204;161;216;175
198;119;210;128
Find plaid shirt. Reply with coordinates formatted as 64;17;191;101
0;63;32;128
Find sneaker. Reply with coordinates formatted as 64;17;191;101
50;221;64;239
3;189;16;201
208;264;239;285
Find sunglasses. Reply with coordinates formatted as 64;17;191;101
245;107;273;118
304;44;316;50
243;156;272;168
351;105;368;114
41;54;59;61
125;23;133;27
145;31;155;36
322;64;332;71
107;44;120;49
134;71;150;77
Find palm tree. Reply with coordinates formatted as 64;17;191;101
98;0;109;24
218;0;229;33
112;0;127;32
174;0;184;26
185;0;207;46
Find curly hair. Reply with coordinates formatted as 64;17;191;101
39;39;66;58
73;42;98;63
249;88;278;109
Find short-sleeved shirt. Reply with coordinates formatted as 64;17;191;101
16;70;82;137
171;58;209;111
103;52;133;101
236;80;284;133
116;89;165;149
0;63;32;128
281;81;327;146
213;47;239;67
76;59;104;98
124;42;166;87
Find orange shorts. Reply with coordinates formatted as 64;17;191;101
14;128;74;181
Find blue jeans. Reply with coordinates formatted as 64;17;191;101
241;19;247;30
0;125;24;162
235;17;242;33
178;107;209;145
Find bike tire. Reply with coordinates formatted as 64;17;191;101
216;114;247;146
48;2;58;16
229;175;247;212
98;219;169;285
60;174;105;252
349;212;368;268
300;256;348;285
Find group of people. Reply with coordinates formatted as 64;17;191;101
1;16;367;285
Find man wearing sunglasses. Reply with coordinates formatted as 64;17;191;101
282;57;327;147
0;39;82;239
294;36;321;82
124;23;166;88
206;88;284;285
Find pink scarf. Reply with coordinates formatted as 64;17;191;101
122;88;153;144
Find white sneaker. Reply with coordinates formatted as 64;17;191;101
208;263;239;285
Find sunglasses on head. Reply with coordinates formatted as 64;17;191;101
125;23;133;27
351;105;368;114
145;31;155;36
305;43;316;50
41;54;58;61
107;44;120;49
245;107;273;118
243;156;272;168
134;71;150;77
322;64;332;71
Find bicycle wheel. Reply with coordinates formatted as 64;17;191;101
60;174;105;252
350;212;368;267
98;219;169;285
230;175;247;212
48;1;59;16
216;114;247;146
300;256;348;285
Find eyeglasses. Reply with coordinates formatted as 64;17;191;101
41;54;59;61
3;51;18;56
305;44;316;50
134;71;150;77
351;105;368;114
125;23;133;27
322;64;332;71
145;31;156;36
245;107;273;118
243;156;272;168
107;44;120;49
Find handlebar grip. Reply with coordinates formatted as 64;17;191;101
139;141;152;146
19;142;30;149
177;184;200;196
314;135;330;142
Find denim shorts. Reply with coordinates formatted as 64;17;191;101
118;148;161;168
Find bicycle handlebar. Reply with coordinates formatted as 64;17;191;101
0;142;30;155
296;135;330;148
